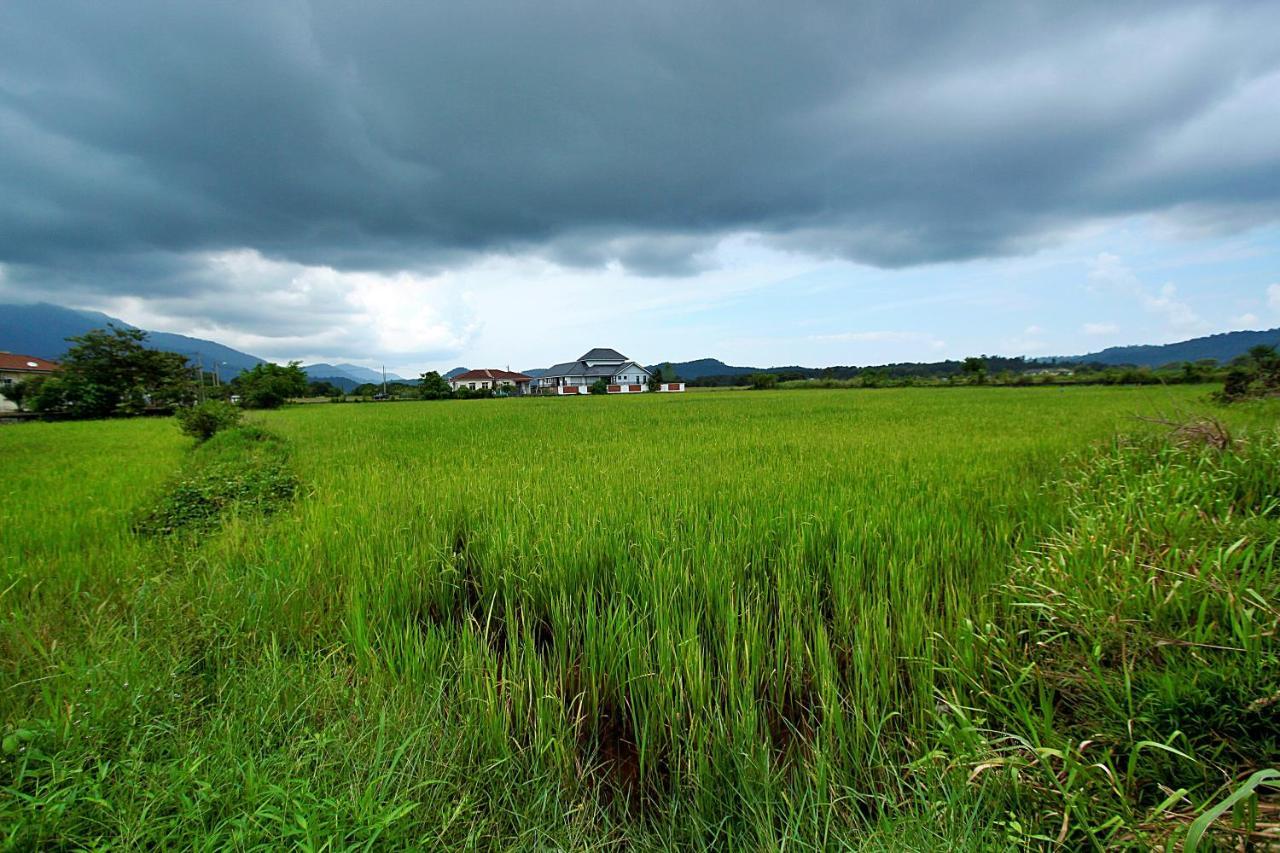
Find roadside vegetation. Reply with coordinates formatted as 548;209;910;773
1;387;1276;848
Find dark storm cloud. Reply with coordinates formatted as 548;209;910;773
2;0;1279;294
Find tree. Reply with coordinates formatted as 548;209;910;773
647;362;679;391
1248;344;1280;371
859;368;888;388
961;356;988;385
231;362;309;409
748;373;778;390
1221;365;1253;400
418;371;454;400
306;380;342;397
1219;345;1280;401
31;326;195;418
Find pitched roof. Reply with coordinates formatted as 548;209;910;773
541;361;583;378
537;360;652;379
0;352;60;373
578;347;627;362
450;368;531;382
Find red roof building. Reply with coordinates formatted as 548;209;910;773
0;352;60;378
0;352;60;410
448;368;533;394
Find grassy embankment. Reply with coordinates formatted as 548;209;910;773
1;386;1276;848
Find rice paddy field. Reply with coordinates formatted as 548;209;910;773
2;386;1278;849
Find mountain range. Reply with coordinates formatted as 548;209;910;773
1053;327;1280;367
0;303;400;389
3;301;1277;383
645;328;1280;380
0;302;266;376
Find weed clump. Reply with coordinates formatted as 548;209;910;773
936;428;1280;847
135;425;297;535
175;400;243;442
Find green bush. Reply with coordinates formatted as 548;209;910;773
589;378;608;395
175;400;243;442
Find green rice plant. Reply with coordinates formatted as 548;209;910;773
0;386;1274;848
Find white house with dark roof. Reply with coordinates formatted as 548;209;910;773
533;348;684;395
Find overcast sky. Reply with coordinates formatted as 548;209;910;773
2;1;1278;373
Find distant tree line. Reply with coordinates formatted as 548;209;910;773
702;354;1252;390
7;332;1271;418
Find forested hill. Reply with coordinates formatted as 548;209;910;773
644;358;807;380
655;327;1280;382
1066;327;1280;366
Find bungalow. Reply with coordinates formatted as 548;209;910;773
448;368;533;395
0;352;59;411
531;348;684;394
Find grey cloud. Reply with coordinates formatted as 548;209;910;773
1;0;1279;293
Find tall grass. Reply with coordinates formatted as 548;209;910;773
1;387;1275;848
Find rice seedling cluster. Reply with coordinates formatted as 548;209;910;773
1;386;1275;848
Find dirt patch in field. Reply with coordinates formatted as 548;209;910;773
560;668;670;812
761;677;822;768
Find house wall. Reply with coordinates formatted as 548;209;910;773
450;378;526;392
450;379;493;390
1;369;49;384
609;364;650;385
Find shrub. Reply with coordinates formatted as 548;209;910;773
175;400;243;442
589;379;608;395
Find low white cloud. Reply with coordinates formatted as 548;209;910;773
90;250;482;369
1145;282;1202;329
1233;312;1259;327
1082;322;1119;335
1001;324;1050;354
810;330;947;350
1088;252;1206;333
